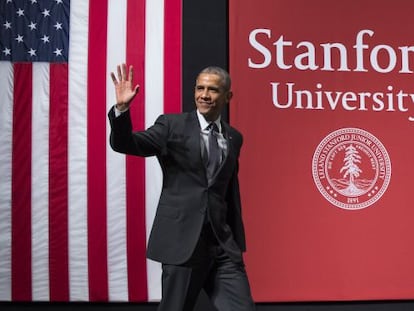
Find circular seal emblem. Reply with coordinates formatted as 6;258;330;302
312;128;391;210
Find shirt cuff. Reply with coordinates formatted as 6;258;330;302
114;105;129;117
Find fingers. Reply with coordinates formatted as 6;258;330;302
110;72;117;84
129;65;134;83
121;63;127;81
133;84;140;95
117;64;122;82
111;63;136;86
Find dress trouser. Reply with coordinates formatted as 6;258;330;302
157;224;255;311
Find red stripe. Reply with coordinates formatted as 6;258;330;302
126;0;148;301
48;64;69;301
11;64;33;301
164;0;182;114
87;0;109;301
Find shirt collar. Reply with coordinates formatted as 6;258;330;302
196;109;222;133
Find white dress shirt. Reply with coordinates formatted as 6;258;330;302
196;109;228;163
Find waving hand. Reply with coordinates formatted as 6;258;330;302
110;63;140;111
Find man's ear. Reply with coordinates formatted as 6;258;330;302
226;91;233;102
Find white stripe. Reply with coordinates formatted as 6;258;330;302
145;0;164;301
68;0;90;301
106;0;128;301
31;63;50;300
0;62;14;301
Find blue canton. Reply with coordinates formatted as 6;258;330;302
0;0;70;62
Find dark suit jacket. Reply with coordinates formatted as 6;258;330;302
108;108;246;264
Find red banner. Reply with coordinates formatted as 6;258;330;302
230;0;414;302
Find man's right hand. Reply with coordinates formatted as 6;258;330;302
110;63;140;111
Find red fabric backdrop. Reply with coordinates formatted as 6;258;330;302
229;0;414;302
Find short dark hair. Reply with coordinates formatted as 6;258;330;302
198;66;231;91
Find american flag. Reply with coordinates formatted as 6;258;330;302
0;0;181;302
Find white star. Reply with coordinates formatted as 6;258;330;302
41;35;50;43
53;48;63;56
55;0;63;4
28;22;37;31
6;0;12;3
54;22;62;30
2;48;11;56
16;8;24;17
3;21;11;29
42;9;50;17
15;35;24;43
30;0;38;4
28;48;37;57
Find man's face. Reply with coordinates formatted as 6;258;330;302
194;73;232;122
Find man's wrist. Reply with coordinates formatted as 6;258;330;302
114;104;129;117
115;103;128;111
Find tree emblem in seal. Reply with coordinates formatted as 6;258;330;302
312;128;391;210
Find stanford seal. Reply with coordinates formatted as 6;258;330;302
312;128;391;210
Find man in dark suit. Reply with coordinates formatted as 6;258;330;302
108;63;255;311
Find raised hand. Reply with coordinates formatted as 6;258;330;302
110;63;140;111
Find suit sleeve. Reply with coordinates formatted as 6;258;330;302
108;107;168;157
225;131;247;252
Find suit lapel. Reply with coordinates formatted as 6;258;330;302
184;111;204;167
182;112;236;184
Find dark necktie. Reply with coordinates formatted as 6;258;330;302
207;122;221;181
